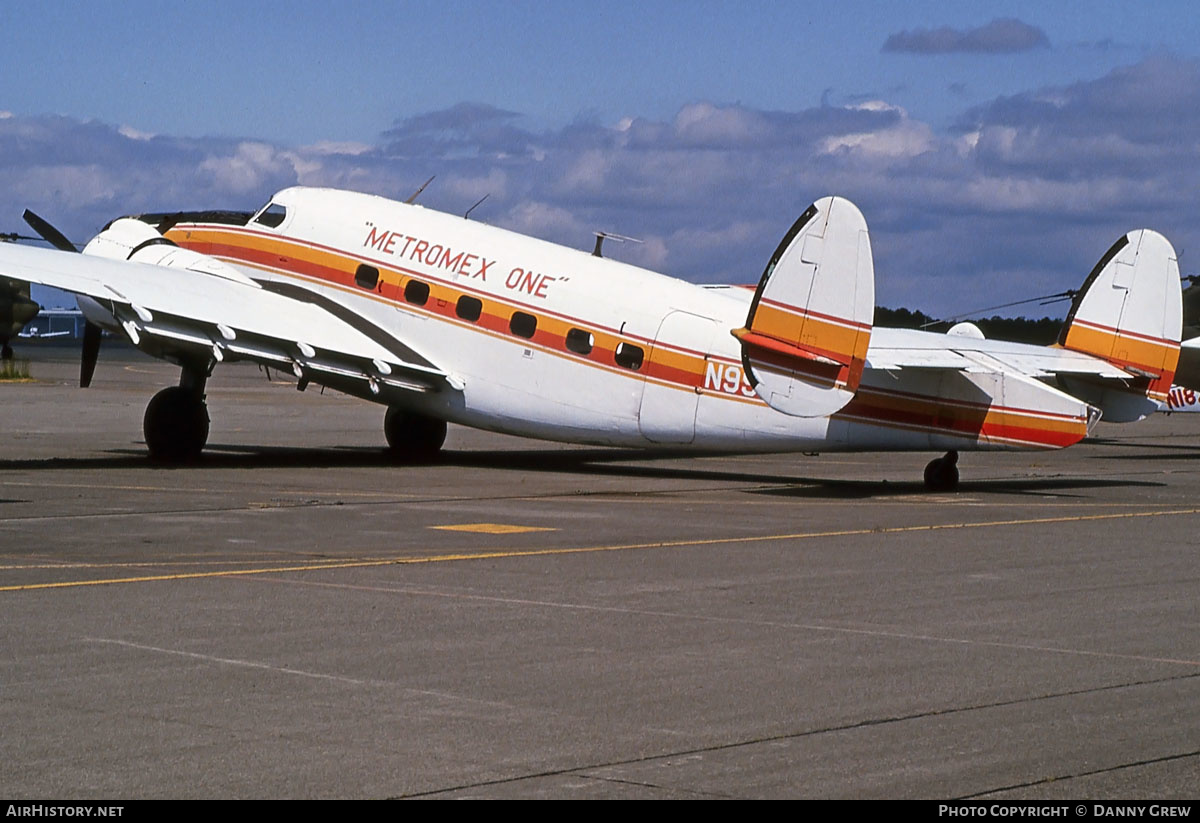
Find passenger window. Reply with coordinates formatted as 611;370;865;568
565;328;593;355
510;311;537;339
404;279;430;305
253;203;287;228
456;295;483;322
615;342;644;370
354;264;379;290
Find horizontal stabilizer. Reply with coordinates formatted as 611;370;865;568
733;196;874;417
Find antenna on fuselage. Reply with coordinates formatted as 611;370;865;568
918;289;1077;329
405;175;435;204
592;231;642;258
464;194;489;220
155;213;183;234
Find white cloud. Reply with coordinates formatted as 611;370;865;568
820;105;935;158
118;124;155;141
561;149;609;189
626;235;669;270
303;140;372;156
500;201;587;241
0;164;115;208
673;102;762;145
883;18;1049;54
3;57;1198;317
198;141;296;194
445;167;508;203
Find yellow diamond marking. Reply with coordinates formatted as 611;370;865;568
430;523;558;535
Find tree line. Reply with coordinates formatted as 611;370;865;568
875;307;1063;345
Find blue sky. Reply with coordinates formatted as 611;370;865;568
3;1;1199;315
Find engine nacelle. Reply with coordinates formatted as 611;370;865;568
83;218;259;288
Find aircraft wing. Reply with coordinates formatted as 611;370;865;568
0;240;457;395
19;330;71;339
867;333;1131;379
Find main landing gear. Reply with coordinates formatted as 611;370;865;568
384;406;447;461
144;366;209;462
923;450;959;492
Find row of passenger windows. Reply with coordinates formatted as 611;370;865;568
352;265;644;371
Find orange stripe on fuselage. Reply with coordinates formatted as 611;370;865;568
838;386;1087;449
172;224;719;392
184;225;650;342
171;224;1084;449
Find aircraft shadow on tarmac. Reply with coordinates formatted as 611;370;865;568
0;443;1164;499
744;476;1161;499
1089;451;1200;462
1083;437;1200;460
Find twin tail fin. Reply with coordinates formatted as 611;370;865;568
1057;229;1181;420
732;196;874;418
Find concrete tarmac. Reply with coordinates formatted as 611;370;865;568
2;346;1198;798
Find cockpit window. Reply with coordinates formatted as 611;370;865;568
253;203;287;228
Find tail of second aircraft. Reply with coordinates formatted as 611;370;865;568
732;196;874;418
1057;229;1182;421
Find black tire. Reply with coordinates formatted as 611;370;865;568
144;386;209;462
1;343;12;360
923;450;959;492
384;407;446;461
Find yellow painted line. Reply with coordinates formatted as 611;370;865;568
0;558;344;571
0;480;402;499
0;481;208;493
430;523;558;534
3;507;1199;593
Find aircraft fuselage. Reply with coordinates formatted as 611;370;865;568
164;187;1089;453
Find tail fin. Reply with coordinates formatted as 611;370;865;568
732;196;874;417
1058;229;1181;415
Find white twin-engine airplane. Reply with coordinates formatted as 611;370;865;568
0;187;1182;490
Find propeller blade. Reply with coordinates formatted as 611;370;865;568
22;210;78;253
20;211;103;385
80;321;101;388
